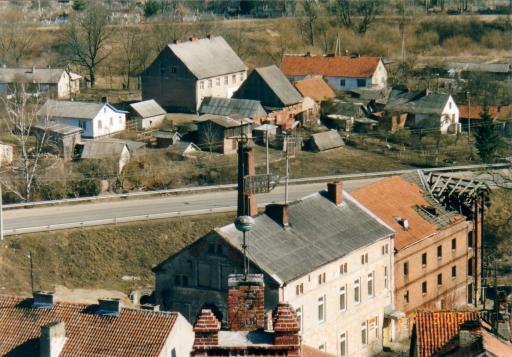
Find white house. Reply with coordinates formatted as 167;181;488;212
37;100;127;138
129;99;166;130
281;54;387;92
0;143;13;167
384;89;460;134
0;67;81;99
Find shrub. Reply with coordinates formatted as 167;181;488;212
144;0;160;18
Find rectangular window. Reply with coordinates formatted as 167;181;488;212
340;262;348;274
437;273;442;286
422;281;427;295
216;77;220;86
318;273;326;285
361;253;368;264
97;120;102;129
318;296;325;322
200;81;204;89
404;262;409;276
357;79;366;87
354;279;360;304
240;73;244;82
437;245;442;259
224;76;228;85
208;79;212;88
170;66;177;74
468;233;473;248
340;79;346;86
361;321;368;345
340;286;346;311
404;290;409;304
452;238;457;251
452;265;457;279
232;74;236;83
384;266;388;289
78;120;87;130
468;257;473;276
110;117;113;126
296;283;304;295
468;283;474;304
296;307;302;331
367;272;374;297
422;252;427;267
340;332;347;356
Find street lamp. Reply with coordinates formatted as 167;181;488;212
234;215;255;279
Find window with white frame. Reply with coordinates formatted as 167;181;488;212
384;266;388;289
340;332;347;357
339;286;346;311
317;296;325;322
354;279;360;304
295;283;304;295
200;81;204;89
367;272;374;297
224;76;228;85
208;79;212;88
216;77;220;86
361;321;368;345
340;262;348;275
295;307;302;331
232;74;236;83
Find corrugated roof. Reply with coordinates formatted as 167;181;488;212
0;68;80;84
34;122;83;135
168;36;247;79
199;97;267;118
129;99;166;118
80;141;127;159
385;89;452;115
217;191;394;283
37;100;126;120
255;65;303;106
311;130;345;151
197;114;252;128
95;138;146;152
0;295;178;356
281;54;381;78
414;310;478;357
293;78;336;102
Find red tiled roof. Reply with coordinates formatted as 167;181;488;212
302;345;337;357
293;78;336;102
352;176;440;250
459;104;511;120
414;310;478;357
0;295;178;356
281;54;381;78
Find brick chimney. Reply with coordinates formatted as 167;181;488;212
227;274;265;331
40;321;66;357
265;203;289;227
237;143;257;217
326;181;343;206
273;303;301;356
193;309;221;346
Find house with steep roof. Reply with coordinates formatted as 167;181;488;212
0;291;194;357
352;176;476;342
129;99;167;130
233;65;304;129
153;181;395;356
37;99;127;138
281;54;387;92
199;97;267;123
383;89;460;134
141;35;248;112
195;114;252;154
0;67;81;99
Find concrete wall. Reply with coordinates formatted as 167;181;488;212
137;114;166;130
159;313;195;357
282;237;394;357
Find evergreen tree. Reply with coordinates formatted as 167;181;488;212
473;108;502;163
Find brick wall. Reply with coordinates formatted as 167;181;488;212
227;274;265;331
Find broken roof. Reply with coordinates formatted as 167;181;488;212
199;97;267;118
216;191;394;283
129;99;166;118
0;67;80;84
293;77;336;102
352;176;464;250
254;65;303;106
281;54;381;78
168;36;247;79
37;99;127;120
0;294;179;356
385;89;452;115
311;130;345;151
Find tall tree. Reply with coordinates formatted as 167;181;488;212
119;27;152;89
62;3;114;87
0;10;35;65
334;0;381;34
473;109;503;163
302;0;319;47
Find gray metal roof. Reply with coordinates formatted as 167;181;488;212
79;141;127;159
0;68;73;84
254;65;303;106
155;130;181;139
448;62;512;73
197;114;252;128
129;100;166;118
37;100;127;120
199;97;267;118
217;191;394;283
311;130;345;151
385;89;451;115
95;138;146;152
168;141;201;155
34;123;83;136
168;36;247;79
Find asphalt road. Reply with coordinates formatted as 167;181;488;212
3;178;383;231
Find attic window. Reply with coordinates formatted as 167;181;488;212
393;216;409;231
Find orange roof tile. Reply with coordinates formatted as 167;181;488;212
351;176;439;250
459;104;511;120
281;54;381;78
293;78;336;102
0;295;178;356
302;345;337;357
414;310;478;357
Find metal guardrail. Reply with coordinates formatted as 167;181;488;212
4;163;509;210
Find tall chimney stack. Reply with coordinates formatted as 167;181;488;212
327;181;343;206
237;143;257;217
227;274;265;331
40;321;66;357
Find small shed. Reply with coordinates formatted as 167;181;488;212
76;141;130;174
199;97;267;123
33;123;83;160
129;99;167;130
309;130;345;152
168;141;201;159
253;124;278;145
0;143;13;167
155;131;182;148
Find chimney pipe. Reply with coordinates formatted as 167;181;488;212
40;321;66;357
33;291;55;308
327;181;343;206
97;298;122;316
227;274;265;331
193;309;220;346
237;143;257;217
265;204;289;227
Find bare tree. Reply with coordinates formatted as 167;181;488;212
334;0;352;28
0;85;56;202
119;27;153;89
301;0;319;47
0;10;35;65
62;3;114;87
334;0;381;35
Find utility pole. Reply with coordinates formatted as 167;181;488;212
467;91;471;138
400;0;406;65
284;132;289;205
28;251;35;293
266;127;269;175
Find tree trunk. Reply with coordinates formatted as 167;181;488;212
89;67;96;88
